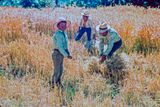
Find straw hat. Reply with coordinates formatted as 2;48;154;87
54;17;71;28
81;10;90;17
96;22;110;33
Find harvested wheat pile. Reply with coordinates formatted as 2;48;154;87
84;53;132;84
83;56;108;76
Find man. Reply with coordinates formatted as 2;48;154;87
75;10;95;54
96;22;122;64
51;17;72;88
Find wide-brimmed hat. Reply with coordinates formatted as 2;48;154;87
54;17;71;28
96;22;110;33
81;10;89;17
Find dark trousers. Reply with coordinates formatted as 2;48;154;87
75;27;93;53
108;39;122;58
51;49;64;88
75;27;91;41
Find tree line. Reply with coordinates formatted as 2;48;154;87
0;0;159;8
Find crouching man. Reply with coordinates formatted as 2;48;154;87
96;22;122;64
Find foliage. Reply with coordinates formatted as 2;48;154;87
0;0;159;8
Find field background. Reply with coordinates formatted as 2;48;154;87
0;6;160;107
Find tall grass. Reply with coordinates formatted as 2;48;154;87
0;6;160;107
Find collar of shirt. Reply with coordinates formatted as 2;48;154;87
57;29;65;33
57;30;66;38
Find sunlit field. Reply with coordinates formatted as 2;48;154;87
0;6;160;107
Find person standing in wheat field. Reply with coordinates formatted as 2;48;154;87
50;17;72;89
74;10;96;54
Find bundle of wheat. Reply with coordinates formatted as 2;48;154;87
85;53;131;84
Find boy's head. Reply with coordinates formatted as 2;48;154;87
81;10;89;21
56;17;69;31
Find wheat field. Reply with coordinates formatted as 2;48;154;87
0;6;160;107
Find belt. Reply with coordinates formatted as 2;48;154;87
53;49;70;56
54;49;59;52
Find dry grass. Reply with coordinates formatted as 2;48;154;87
0;6;160;107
